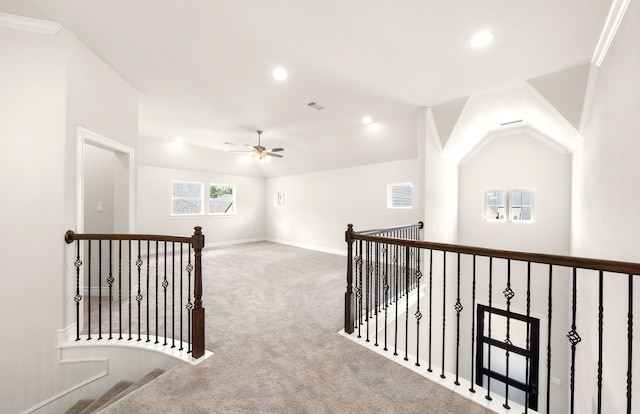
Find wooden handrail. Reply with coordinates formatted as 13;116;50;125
64;227;206;358
355;221;424;236
350;233;640;276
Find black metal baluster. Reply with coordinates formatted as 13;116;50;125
118;240;122;340
108;240;113;340
503;259;513;409
88;241;92;340
365;241;371;343
383;243;389;351
74;241;82;341
163;241;168;346
627;274;633;414
179;243;184;351
546;265;553;413
357;240;363;338
415;248;422;366
146;240;150;343
567;268;581;414
404;245;410;361
428;249;433;372
136;240;142;342
597;270;603;414
375;242;379;347
441;252;446;379
525;262;531;413
454;253;463;386
469;255;476;393
128;240;132;341
486;257;493;401
171;242;176;348
187;246;193;353
394;243;399;356
155;241;159;344
98;240;103;340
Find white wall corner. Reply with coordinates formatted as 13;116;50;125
591;0;630;66
424;107;443;153
578;63;599;137
0;12;62;35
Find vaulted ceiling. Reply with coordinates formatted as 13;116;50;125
0;0;613;176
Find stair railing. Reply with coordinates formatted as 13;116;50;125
344;222;639;414
64;226;205;358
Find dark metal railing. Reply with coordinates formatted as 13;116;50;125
344;222;639;414
65;226;206;359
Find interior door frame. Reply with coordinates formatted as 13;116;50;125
76;126;135;233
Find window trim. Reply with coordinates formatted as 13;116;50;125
484;189;534;223
171;180;204;216
209;183;236;216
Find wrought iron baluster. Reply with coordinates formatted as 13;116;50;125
394;243;399;356
597;270;603;414
415;248;422;366
454;253;463;386
74;241;82;341
546;265;553;414
155;241;159;345
375;242;379;347
486;257;493;401
357;240;363;338
383;243;389;351
441;252;446;379
163;241;168;346
146;241;150;343
627;273;633;414
404;245;410;361
525;262;531;413
365;241;371;343
428;249;433;373
108;240;113;340
128;241;132;341
179;243;184;351
118;240;122;340
98;240;103;340
88;241;92;340
136;240;142;342
187;246;193;353
567;268;581;414
469;255;476;393
171;242;176;348
503;259;513;409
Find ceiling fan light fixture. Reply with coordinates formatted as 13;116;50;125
362;116;373;125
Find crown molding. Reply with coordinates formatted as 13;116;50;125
0;12;62;35
591;0;630;67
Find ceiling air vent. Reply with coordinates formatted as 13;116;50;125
500;119;523;126
307;101;325;110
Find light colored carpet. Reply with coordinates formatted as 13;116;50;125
99;241;493;414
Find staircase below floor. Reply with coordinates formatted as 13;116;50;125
65;368;165;414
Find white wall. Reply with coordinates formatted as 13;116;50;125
265;159;421;254
459;132;572;254
0;26;141;413
572;1;640;413
137;165;266;244
0;25;67;414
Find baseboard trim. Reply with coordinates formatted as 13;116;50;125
265;238;347;256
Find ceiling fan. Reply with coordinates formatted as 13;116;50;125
225;130;284;163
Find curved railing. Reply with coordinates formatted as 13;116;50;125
64;227;205;358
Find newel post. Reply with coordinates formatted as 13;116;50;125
345;224;355;334
191;226;205;358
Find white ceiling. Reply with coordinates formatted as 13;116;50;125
0;0;612;175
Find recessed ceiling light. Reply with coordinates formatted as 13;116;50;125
273;67;288;80
471;31;494;48
362;116;373;125
175;136;185;144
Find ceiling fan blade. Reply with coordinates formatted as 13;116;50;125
229;149;252;153
224;141;240;146
267;153;283;158
267;148;284;152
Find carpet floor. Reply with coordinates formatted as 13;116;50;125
99;241;493;414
